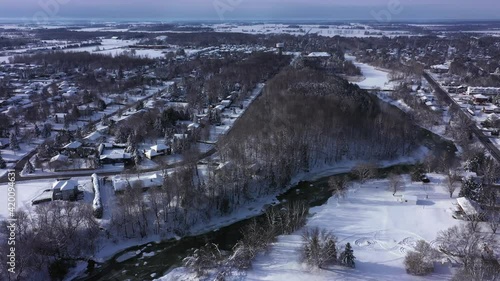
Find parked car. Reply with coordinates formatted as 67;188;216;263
421;175;430;183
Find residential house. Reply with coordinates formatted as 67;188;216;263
145;143;171;159
52;179;79;201
112;173;163;193
99;149;132;165
49;154;69;170
455;197;485;220
84;131;104;144
63;141;82;151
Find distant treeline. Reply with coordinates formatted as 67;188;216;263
0;37;35;49
11;51;154;70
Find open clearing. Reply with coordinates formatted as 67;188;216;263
245;173;460;281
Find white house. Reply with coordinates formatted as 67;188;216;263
145;143;171;159
468;87;500;96
112;173;163;193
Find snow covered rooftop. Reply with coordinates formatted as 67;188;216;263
473;94;489;99
151;143;169;151
63;141;82;149
112;173;163;192
307;52;331;57
50;154;69;163
456;197;482;216
84;131;103;142
52;179;78;191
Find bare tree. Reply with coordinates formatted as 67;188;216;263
467;215;482;232
488;211;499;234
300;227;338;269
446;170;459;198
328;176;349;199
352;162;377;183
183;243;222;277
437;224;494;270
404;240;440;276
388;173;403;196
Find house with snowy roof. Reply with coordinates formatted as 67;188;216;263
52;179;79;201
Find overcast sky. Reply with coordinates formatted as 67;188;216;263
1;0;500;21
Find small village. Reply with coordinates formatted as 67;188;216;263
0;20;499;281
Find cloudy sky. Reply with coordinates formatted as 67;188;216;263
1;0;499;21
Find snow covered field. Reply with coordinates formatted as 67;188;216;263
212;24;412;38
0;55;11;63
245;174;460;281
157;174;461;281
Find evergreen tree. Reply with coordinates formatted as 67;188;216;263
71;104;81;120
127;133;136;150
133;149;142;167
459;177;484;202
9;132;19;150
164;131;171;146
75;128;83;140
34;124;41;137
0;152;6;169
42;123;52;138
341;243;356;268
22;161;35;175
154;117;163;134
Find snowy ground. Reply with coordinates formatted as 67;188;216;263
211;24;413;38
0;143;38;177
0;176;93;220
157;173;462;281
244;173;461;281
345;55;395;90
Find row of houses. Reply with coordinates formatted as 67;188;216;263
467;87;500;96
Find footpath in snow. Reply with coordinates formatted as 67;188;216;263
245;174;460;281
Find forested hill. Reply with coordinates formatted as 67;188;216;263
220;67;421;188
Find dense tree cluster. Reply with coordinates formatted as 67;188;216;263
219;67;421;191
0;202;100;280
11;51;154;71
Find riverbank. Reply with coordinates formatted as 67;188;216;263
244;173;461;281
68;148;430;281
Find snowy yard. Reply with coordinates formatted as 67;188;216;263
0;176;93;220
244;174;461;281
